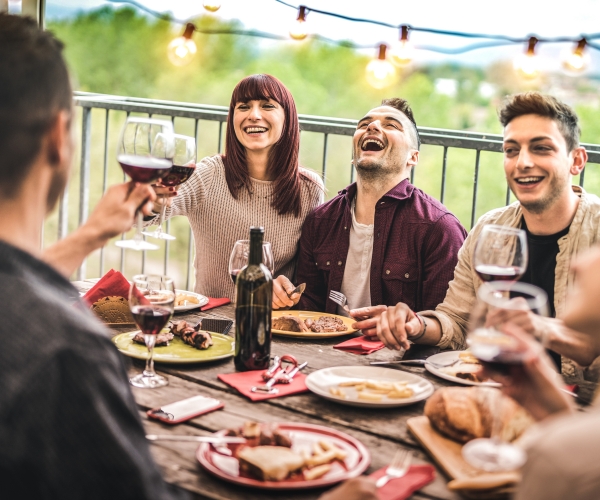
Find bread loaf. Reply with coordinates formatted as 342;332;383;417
424;387;532;443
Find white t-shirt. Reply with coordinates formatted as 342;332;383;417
338;198;374;316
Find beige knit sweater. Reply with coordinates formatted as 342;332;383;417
154;155;324;299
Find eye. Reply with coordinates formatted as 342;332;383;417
503;147;517;155
263;103;276;109
236;103;249;110
385;123;399;129
357;122;368;129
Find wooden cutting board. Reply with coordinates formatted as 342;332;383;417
407;416;520;499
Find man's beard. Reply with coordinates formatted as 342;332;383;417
354;156;392;182
516;175;566;215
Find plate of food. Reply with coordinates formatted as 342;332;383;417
305;366;435;408
112;320;234;364
425;351;500;387
272;311;356;338
196;421;370;489
174;289;209;312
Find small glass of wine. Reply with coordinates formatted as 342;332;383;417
463;281;549;472
129;274;175;389
473;225;528;283
116;117;174;251
143;133;196;241
228;240;274;284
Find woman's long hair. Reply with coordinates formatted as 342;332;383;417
222;74;314;217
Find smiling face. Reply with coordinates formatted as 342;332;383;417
353;106;419;181
232;99;285;156
503;115;585;214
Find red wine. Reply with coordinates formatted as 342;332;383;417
118;154;172;183
131;305;172;336
161;164;195;187
234;227;273;371
230;269;240;284
475;264;522;282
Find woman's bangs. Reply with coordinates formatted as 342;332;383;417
231;75;284;106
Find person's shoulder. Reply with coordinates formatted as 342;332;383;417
476;202;520;226
196;154;223;173
306;189;346;220
408;186;463;226
299;167;324;187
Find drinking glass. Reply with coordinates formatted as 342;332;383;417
473;225;528;283
143;133;196;241
228;240;274;283
462;281;549;471
129;274;175;388
116;117;174;251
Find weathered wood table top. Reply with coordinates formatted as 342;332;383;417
76;287;596;500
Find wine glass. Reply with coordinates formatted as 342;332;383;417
473;225;528;283
129;274;175;389
116;117;174;251
143;134;196;241
228;240;274;283
462;281;549;472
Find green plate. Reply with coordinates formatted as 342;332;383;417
112;330;235;364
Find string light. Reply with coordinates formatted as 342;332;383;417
202;0;221;12
562;38;590;74
390;25;413;66
167;23;197;66
289;6;309;41
513;36;540;79
366;44;397;89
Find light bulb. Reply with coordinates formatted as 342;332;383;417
167;23;197;66
203;0;221;12
513;37;540;79
366;44;398;89
390;26;413;66
290;6;309;41
562;38;590;74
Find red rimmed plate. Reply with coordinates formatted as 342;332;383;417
196;422;370;489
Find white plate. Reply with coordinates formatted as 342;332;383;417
305;366;435;408
424;351;500;387
175;289;209;312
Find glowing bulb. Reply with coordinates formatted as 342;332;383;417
390;26;413;66
203;0;221;12
167;23;197;66
290;6;309;41
513;37;540;79
366;44;398;89
562;38;590;74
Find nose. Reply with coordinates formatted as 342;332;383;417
248;103;262;121
366;120;382;132
516;148;534;169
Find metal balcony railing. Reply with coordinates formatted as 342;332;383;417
60;92;600;286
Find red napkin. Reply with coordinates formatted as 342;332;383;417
201;297;231;311
218;370;308;401
83;269;130;306
334;336;385;355
369;464;436;500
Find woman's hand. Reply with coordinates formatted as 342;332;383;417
350;305;387;338
272;275;301;309
151;185;178;213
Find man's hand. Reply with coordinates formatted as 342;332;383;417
272;275;301;309
318;477;377;500
485;297;551;341
376;303;422;351
350;305;387;337
481;323;574;422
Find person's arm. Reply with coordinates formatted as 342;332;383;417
296;213;327;312
318;477;377;500
42;182;155;277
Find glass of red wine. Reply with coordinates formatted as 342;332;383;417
228;240;274;284
129;274;175;389
116;117;174;251
143;133;196;241
473;225;528;283
463;281;549;472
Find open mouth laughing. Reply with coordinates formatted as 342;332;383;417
244;126;268;135
515;176;544;186
360;137;385;152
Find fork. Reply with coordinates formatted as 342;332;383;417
376;449;413;488
328;290;351;314
370;358;460;369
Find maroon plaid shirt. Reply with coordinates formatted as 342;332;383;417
297;179;467;313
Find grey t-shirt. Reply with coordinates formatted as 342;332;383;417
0;240;186;500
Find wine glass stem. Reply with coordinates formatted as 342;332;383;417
143;334;156;377
134;211;144;242
155;195;167;235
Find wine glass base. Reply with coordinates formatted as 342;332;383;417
142;230;176;241
130;373;169;389
462;438;526;472
116;239;159;251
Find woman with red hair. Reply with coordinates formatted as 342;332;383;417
151;74;323;299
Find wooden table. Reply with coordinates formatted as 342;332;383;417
100;302;597;500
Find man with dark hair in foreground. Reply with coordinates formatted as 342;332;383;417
272;98;466;336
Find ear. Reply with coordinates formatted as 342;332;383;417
44;110;72;168
570;146;587;176
407;149;419;168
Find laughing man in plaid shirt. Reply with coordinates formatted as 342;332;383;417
272;98;466;336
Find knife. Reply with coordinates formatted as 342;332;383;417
370;359;428;366
146;434;246;444
287;283;306;298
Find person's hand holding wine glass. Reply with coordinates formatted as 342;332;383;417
116;117;174;251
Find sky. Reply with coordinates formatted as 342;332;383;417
45;0;600;70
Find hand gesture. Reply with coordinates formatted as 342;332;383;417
376;302;422;351
349;305;387;338
272;275;301;309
